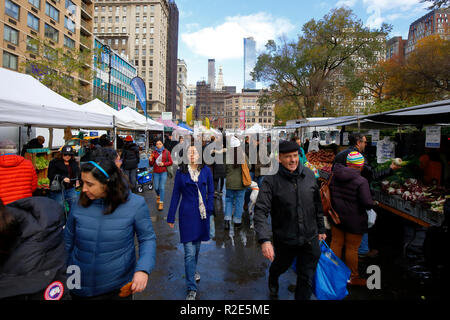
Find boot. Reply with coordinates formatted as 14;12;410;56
158;202;164;211
156;196;160;204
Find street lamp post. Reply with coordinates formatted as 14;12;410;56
102;44;112;105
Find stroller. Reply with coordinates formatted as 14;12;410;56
136;167;153;193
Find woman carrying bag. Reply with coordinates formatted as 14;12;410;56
167;144;214;300
64;159;156;300
224;137;249;230
149;140;173;211
48;146;80;213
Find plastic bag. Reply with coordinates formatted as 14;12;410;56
156;153;163;166
313;240;351;300
367;209;377;228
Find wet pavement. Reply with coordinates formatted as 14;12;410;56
133;174;445;300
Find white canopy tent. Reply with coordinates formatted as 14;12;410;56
117;107;164;131
81;99;140;131
0;68;113;129
245;123;267;134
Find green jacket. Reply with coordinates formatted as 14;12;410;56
225;164;245;190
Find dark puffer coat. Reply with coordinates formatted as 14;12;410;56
0;197;68;299
329;163;374;234
121;142;140;170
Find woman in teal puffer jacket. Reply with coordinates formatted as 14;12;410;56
64;159;156;300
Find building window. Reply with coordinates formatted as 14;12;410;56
101;27;105;33
115;27;119;32
45;2;60;22
95;6;98;12
44;23;59;42
27;36;38;53
121;49;125;56
142;60;146;66
150;27;154;34
150;49;153;56
108;27;112;32
116;6;120;14
101;16;105;23
150;5;154;12
135;38;139;45
150;16;154;24
64;35;75;49
108;6;112;12
64;16;75;32
27;13;40;31
4;25;19;45
143;5;147;12
123;16;127;23
94;17;98;23
136;6;140;13
135;48;139;56
149;38;154;45
94;27;98;33
136;27;139;33
101;6;105;12
142;49;146;55
3;51;18;70
115;39;119;45
143;27;147;34
143;16;147;22
142;38;146;45
5;0;20;20
122;39;126;45
115;16;119;23
108;16;112;23
29;0;40;9
65;0;76;15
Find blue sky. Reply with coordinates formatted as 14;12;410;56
176;0;430;90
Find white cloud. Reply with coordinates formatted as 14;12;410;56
363;0;428;27
336;0;358;7
335;0;429;28
181;12;296;60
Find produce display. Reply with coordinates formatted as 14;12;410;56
371;156;448;215
34;156;49;170
306;150;335;173
37;178;50;188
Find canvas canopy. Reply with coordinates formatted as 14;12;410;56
81;99;140;130
117;107;164;131
0;67;113;129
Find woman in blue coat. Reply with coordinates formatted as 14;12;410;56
167;144;214;300
64;159;156;300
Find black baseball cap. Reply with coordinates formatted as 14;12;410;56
61;146;75;155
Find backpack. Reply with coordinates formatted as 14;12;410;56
319;173;341;225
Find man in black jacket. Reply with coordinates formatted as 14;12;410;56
254;140;326;300
121;135;140;191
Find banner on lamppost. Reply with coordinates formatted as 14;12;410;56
130;77;147;118
239;110;246;130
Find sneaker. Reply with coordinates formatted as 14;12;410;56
186;290;197;300
195;272;201;282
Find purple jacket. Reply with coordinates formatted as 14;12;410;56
329;163;374;234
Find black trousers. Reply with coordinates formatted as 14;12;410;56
269;237;321;300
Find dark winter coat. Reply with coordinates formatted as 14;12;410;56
254;164;326;246
0;197;68;299
121;142;140;170
48;158;80;189
329;163;374;234
64;192;156;297
333;146;393;183
167;166;214;243
21;138;44;156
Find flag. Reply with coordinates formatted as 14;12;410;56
130;77;147;117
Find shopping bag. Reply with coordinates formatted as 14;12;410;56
313;240;351;300
367;209;377;228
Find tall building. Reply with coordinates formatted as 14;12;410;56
243;37;256;89
186;83;196;107
216;65;224;90
195;80;228;128
224;90;275;130
93;0;170;118
165;0;178;119
386;36;407;63
177;58;187;120
207;58;215;89
93;37;136;110
1;0;94;102
406;8;450;56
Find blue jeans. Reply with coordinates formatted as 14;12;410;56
123;168;137;189
257;176;265;187
225;189;246;223
49;188;78;214
358;233;369;254
153;171;168;202
183;241;201;292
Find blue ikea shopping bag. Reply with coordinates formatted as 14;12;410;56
313;240;351;300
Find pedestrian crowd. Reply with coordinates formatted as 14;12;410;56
0;131;390;301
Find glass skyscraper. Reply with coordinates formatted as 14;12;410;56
244;37;256;89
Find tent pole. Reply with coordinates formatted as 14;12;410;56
113;116;117;149
18;126;22;155
48;128;53;149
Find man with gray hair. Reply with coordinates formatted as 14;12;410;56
0;139;37;205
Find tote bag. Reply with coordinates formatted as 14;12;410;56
241;161;252;187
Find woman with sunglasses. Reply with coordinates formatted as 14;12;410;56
64;159;156;300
